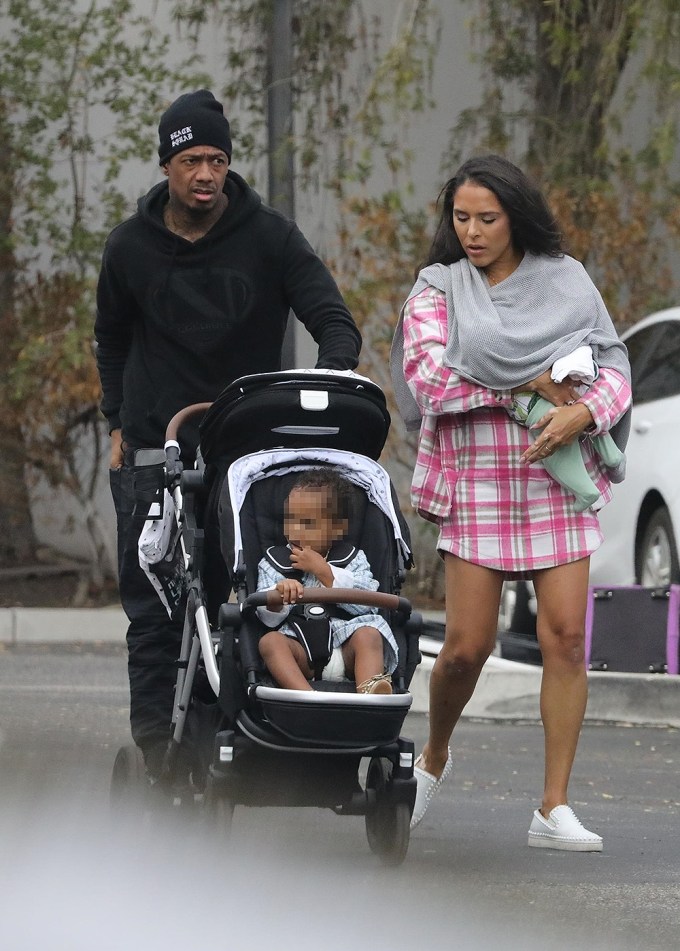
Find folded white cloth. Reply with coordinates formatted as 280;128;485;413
551;345;597;384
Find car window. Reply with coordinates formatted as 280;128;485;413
630;321;680;404
623;324;665;402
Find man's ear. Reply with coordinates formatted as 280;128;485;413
161;163;169;178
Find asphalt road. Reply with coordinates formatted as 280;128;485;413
0;645;677;951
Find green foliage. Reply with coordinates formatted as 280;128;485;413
171;0;439;195
447;0;680;327
1;0;206;274
171;0;357;178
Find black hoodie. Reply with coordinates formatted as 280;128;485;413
94;170;361;456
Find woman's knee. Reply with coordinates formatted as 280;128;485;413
539;623;586;666
437;636;491;678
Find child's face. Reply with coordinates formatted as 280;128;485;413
284;486;347;554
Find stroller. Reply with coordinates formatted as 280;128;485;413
110;370;422;865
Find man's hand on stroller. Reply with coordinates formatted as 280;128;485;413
276;579;304;604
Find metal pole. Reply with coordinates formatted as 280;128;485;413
267;0;296;368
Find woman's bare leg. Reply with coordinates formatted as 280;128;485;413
258;631;314;690
421;555;505;777
532;557;590;815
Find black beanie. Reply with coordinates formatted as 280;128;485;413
158;89;232;165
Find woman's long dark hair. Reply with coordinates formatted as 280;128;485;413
422;154;564;269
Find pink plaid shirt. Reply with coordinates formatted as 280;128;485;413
403;287;632;572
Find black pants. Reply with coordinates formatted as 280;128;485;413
109;456;183;756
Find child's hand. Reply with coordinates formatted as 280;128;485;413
276;579;304;604
290;546;333;586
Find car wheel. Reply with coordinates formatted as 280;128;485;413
637;506;680;586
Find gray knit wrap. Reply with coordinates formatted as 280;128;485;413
390;253;631;481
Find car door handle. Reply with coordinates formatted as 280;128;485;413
633;419;652;434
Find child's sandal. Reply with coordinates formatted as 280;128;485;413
356;673;392;695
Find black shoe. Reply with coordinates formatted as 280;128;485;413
142;741;170;785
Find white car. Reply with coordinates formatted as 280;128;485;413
500;306;680;647
591;306;680;586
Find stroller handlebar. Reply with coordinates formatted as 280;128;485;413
164;402;212;489
165;402;213;443
244;588;412;618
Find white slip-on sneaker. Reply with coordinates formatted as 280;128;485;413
528;805;603;852
410;749;453;830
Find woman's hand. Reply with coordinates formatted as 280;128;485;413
521;402;594;465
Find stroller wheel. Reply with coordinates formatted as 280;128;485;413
203;776;235;841
365;756;410;867
110;744;147;820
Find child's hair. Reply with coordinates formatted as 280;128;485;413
288;469;354;523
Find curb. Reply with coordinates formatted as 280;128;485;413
412;641;680;729
0;607;127;646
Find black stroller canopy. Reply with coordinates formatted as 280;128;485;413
199;370;391;468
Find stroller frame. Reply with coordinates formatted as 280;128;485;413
111;371;421;865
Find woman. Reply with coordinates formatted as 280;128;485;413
391;154;631;851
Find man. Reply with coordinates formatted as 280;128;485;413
95;89;361;779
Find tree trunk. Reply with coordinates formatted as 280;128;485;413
528;1;640;182
0;98;37;566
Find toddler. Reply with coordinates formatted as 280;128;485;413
256;470;397;694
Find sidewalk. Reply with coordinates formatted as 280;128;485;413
1;606;678;729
